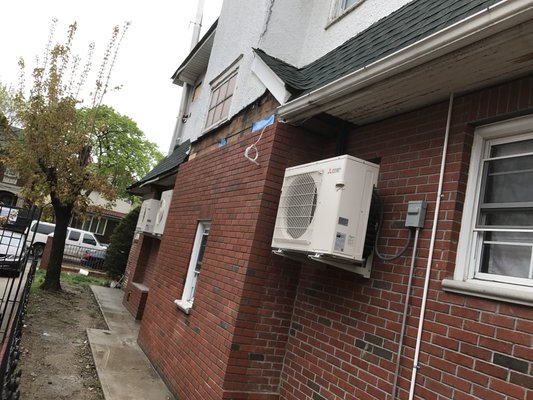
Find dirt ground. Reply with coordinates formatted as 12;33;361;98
19;277;107;400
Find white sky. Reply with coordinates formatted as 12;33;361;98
0;0;223;154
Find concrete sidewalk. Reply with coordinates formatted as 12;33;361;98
87;285;174;400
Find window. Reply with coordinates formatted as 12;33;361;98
68;230;80;241
330;0;365;20
447;115;533;304
2;169;18;185
95;218;107;235
205;66;238;129
34;223;55;235
83;233;97;246
192;81;202;102
71;215;108;235
174;221;210;314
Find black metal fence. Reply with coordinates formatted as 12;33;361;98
0;205;41;400
62;244;107;271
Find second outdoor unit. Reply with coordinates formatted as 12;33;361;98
153;190;173;236
272;155;379;275
136;199;160;234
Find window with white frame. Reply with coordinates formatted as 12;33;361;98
175;221;210;314
205;65;238;129
330;0;366;20
2;168;18;185
452;116;533;299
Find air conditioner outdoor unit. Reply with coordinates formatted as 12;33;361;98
272;155;379;277
153;190;173;236
136;199;160;234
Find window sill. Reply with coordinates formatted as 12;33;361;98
202;117;229;137
174;299;193;315
132;282;149;293
442;278;533;307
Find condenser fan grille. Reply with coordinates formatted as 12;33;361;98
280;173;318;239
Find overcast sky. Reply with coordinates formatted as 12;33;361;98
0;0;223;154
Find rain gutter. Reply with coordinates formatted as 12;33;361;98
277;0;533;123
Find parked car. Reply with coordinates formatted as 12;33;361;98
80;248;106;269
27;220;106;257
0;229;27;276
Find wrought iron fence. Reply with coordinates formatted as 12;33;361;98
0;205;41;399
62;244;107;271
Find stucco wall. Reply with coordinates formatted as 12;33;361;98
262;0;412;67
180;0;270;145
180;0;412;145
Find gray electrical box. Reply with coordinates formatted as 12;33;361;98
405;200;427;228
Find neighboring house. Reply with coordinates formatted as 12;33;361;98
124;1;533;399
0;126;24;207
69;192;134;244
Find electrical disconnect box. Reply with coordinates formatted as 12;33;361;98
405;200;427;228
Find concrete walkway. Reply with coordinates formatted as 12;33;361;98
87;285;174;400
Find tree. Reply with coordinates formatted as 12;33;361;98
82;105;162;199
103;206;140;278
0;21;158;290
0;83;18;132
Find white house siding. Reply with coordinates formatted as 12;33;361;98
88;192;132;214
179;0;413;144
180;0;271;144
261;0;413;67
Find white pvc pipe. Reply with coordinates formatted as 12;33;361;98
408;93;454;399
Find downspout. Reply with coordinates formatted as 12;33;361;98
168;0;205;154
408;93;454;399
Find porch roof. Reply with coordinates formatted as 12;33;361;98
127;139;190;196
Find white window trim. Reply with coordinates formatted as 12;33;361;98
203;56;242;133
96;218;107;235
175;221;210;314
327;0;366;26
444;114;533;305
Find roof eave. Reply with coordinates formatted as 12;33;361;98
278;0;533;124
171;20;218;87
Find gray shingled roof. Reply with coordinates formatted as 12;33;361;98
256;0;501;98
128;139;190;190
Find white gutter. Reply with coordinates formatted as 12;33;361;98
278;0;533;123
408;93;454;400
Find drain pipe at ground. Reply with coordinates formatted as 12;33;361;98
408;93;454;400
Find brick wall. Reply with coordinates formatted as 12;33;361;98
131;77;533;400
278;75;533;400
123;234;161;319
135;93;334;399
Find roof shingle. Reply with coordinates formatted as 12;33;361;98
128;139;190;190
256;0;501;98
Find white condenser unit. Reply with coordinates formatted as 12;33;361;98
272;155;379;277
136;199;160;234
153;190;173;236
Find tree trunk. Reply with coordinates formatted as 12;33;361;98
40;200;73;291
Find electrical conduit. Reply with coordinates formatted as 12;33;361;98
390;227;421;399
408;93;454;400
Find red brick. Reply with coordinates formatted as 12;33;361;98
122;78;533;400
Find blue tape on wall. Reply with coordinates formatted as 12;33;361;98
251;114;275;132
